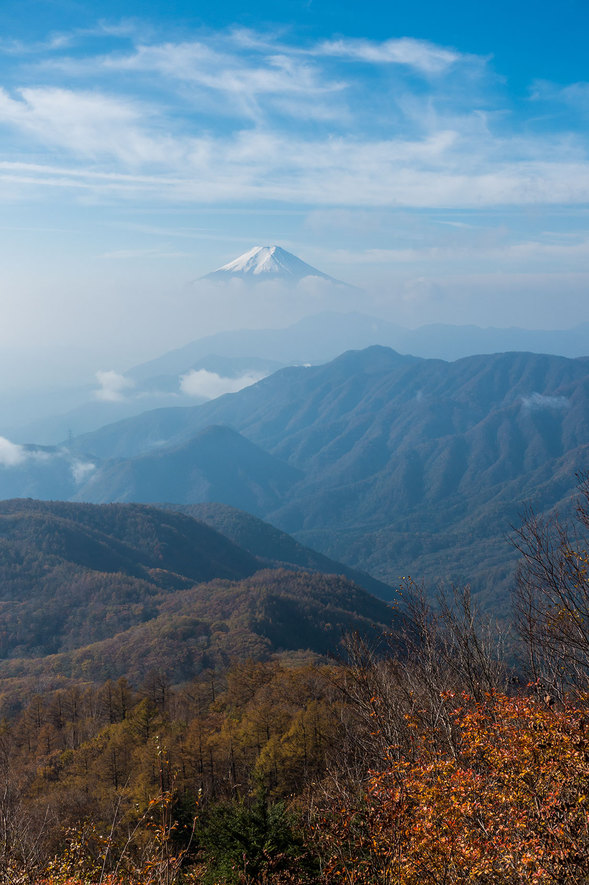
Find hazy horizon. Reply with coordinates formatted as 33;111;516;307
0;0;588;392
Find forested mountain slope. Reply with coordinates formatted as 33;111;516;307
71;347;589;463
0;568;393;697
0;500;394;707
0;499;260;657
66;347;589;609
165;501;394;599
73;425;301;515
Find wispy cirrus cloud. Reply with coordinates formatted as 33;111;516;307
0;136;588;211
0;134;588;209
0;25;586;213
314;36;465;73
46;38;349;125
0;33;73;55
102;39;343;95
317;234;589;272
0;86;181;165
530;79;589;117
101;247;190;259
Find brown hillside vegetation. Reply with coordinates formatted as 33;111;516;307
3;485;589;883
0;499;394;713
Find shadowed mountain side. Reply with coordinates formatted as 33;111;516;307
0;499;263;658
164;501;395;600
74;425;302;515
0;568;396;699
293;440;589;601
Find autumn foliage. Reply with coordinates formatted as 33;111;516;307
7;479;589;883
4;674;588;884
317;691;589;883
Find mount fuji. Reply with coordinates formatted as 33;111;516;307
203;245;345;284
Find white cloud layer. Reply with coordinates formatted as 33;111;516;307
520;393;570;411
0;436;26;466
0;437;54;467
0;87;180;166
95;370;134;401
179;369;265;399
0;437;95;484
71;459;96;483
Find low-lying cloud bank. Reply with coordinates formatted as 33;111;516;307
0;436;28;467
0;435;95;484
95;370;135;402
71;459;96;483
93;364;267;405
520;393;570;411
0;437;57;467
179;369;266;399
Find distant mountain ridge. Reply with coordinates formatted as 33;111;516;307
3;346;589;611
127;312;589;385
61;346;589;610
70;346;589;462
5;312;589;447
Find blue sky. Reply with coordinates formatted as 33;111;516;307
0;0;588;381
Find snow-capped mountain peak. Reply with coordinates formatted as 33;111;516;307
204;245;336;282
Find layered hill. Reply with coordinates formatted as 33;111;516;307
0;569;393;695
4;348;589;611
73;425;302;516
124;312;589;387
0;499;395;710
61;346;589;610
0;499;260;657
165;501;393;599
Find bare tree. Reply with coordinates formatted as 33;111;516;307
331;579;509;779
513;475;589;697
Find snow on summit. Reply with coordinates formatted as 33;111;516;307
204;246;336;282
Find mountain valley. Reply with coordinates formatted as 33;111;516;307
2;345;588;612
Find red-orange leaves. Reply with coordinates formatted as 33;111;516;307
318;693;589;884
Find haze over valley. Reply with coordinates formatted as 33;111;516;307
3;246;589;442
2;324;588;614
1;244;589;616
